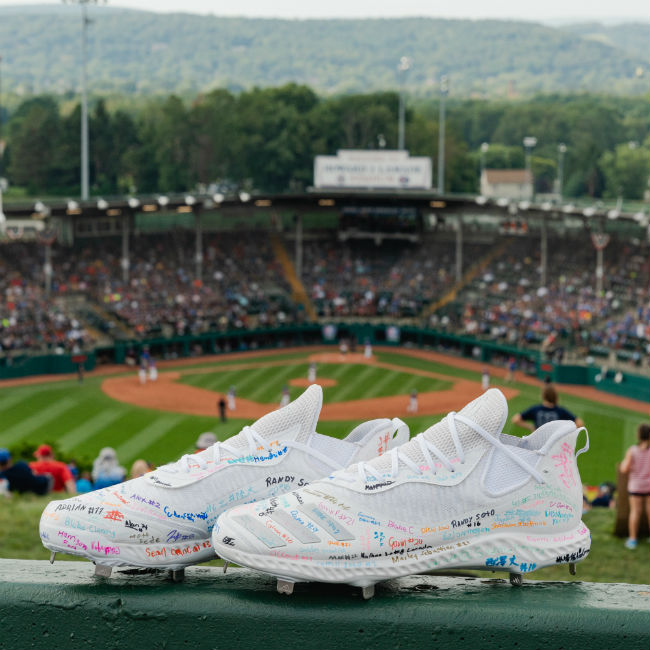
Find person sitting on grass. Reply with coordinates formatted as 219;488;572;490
620;423;650;550
0;448;52;495
30;444;76;494
91;447;126;490
511;385;585;431
75;471;94;494
590;483;615;508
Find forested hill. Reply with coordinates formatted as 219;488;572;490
0;5;648;97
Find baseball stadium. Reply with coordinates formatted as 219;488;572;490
0;3;649;649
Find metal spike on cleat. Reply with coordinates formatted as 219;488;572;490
94;564;112;578
276;579;294;595
361;585;375;600
170;569;185;583
509;573;522;586
569;563;577;575
223;561;229;574
49;552;56;564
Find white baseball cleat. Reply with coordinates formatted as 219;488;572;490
212;388;591;597
39;385;409;576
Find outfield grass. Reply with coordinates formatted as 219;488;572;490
0;349;645;484
2;493;647;584
180;361;451;403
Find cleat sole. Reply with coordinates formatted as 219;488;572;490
277;579;295;595
509;573;523;586
94;564;113;578
170;569;185;582
215;522;591;589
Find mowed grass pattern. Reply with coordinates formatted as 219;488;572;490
179;362;451;403
0;350;645;485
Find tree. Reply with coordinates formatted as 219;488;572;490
7;97;61;193
152;96;193;192
189;89;237;185
600;141;650;199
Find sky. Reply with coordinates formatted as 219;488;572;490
0;0;647;22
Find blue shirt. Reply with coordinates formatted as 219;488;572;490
0;461;50;495
520;404;577;429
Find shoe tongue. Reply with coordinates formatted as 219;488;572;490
227;384;323;451
366;388;508;473
421;387;508;452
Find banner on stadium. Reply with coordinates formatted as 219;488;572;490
314;150;432;190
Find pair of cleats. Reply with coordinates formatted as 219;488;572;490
40;385;591;598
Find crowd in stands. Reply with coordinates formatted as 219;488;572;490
444;238;650;363
0;243;93;354
52;232;296;337
1;231;648;365
302;238;489;319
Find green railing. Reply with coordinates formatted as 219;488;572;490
1;561;648;650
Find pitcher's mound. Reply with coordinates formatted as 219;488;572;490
289;377;338;388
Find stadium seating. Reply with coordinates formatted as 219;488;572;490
1;232;648;367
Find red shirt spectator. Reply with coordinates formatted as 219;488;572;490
30;445;76;493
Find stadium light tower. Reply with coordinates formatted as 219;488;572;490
480;142;489;188
0;55;5;234
437;75;449;193
557;143;567;201
397;56;411;150
64;0;105;201
0;54;4;180
523;136;537;200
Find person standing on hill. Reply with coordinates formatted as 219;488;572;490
620;423;650;550
511;385;585;431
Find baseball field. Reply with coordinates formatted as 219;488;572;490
0;346;646;485
1;346;648;583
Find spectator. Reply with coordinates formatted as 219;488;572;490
511;385;585;431
0;447;51;495
620;423;650;550
196;432;217;452
590;483;615;508
130;459;152;479
29;444;76;494
91;447;126;490
75;471;93;494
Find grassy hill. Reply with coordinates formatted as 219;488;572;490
0;6;647;97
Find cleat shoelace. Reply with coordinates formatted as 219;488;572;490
166;423;405;475
356;412;546;484
167;426;268;473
